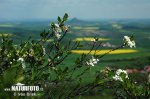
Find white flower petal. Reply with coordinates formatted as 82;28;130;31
55;24;59;28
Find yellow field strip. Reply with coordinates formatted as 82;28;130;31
73;37;110;41
0;33;13;37
71;49;138;55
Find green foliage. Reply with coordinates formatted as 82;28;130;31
63;13;69;22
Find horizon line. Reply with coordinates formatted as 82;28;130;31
1;18;150;22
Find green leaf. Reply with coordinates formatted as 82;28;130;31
57;16;62;23
63;13;68;22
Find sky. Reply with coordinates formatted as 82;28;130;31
0;0;150;21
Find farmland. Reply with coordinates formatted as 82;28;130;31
0;19;150;69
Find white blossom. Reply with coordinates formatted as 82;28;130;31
123;36;136;48
54;24;62;33
18;57;26;69
10;61;12;64
54;23;62;39
113;75;123;82
18;58;24;62
42;47;46;55
113;69;129;82
55;24;59;28
55;33;61;39
86;56;99;67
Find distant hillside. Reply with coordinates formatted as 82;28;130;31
67;18;90;25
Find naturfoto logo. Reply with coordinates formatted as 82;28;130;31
4;83;43;92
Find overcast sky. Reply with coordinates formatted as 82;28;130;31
0;0;150;21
